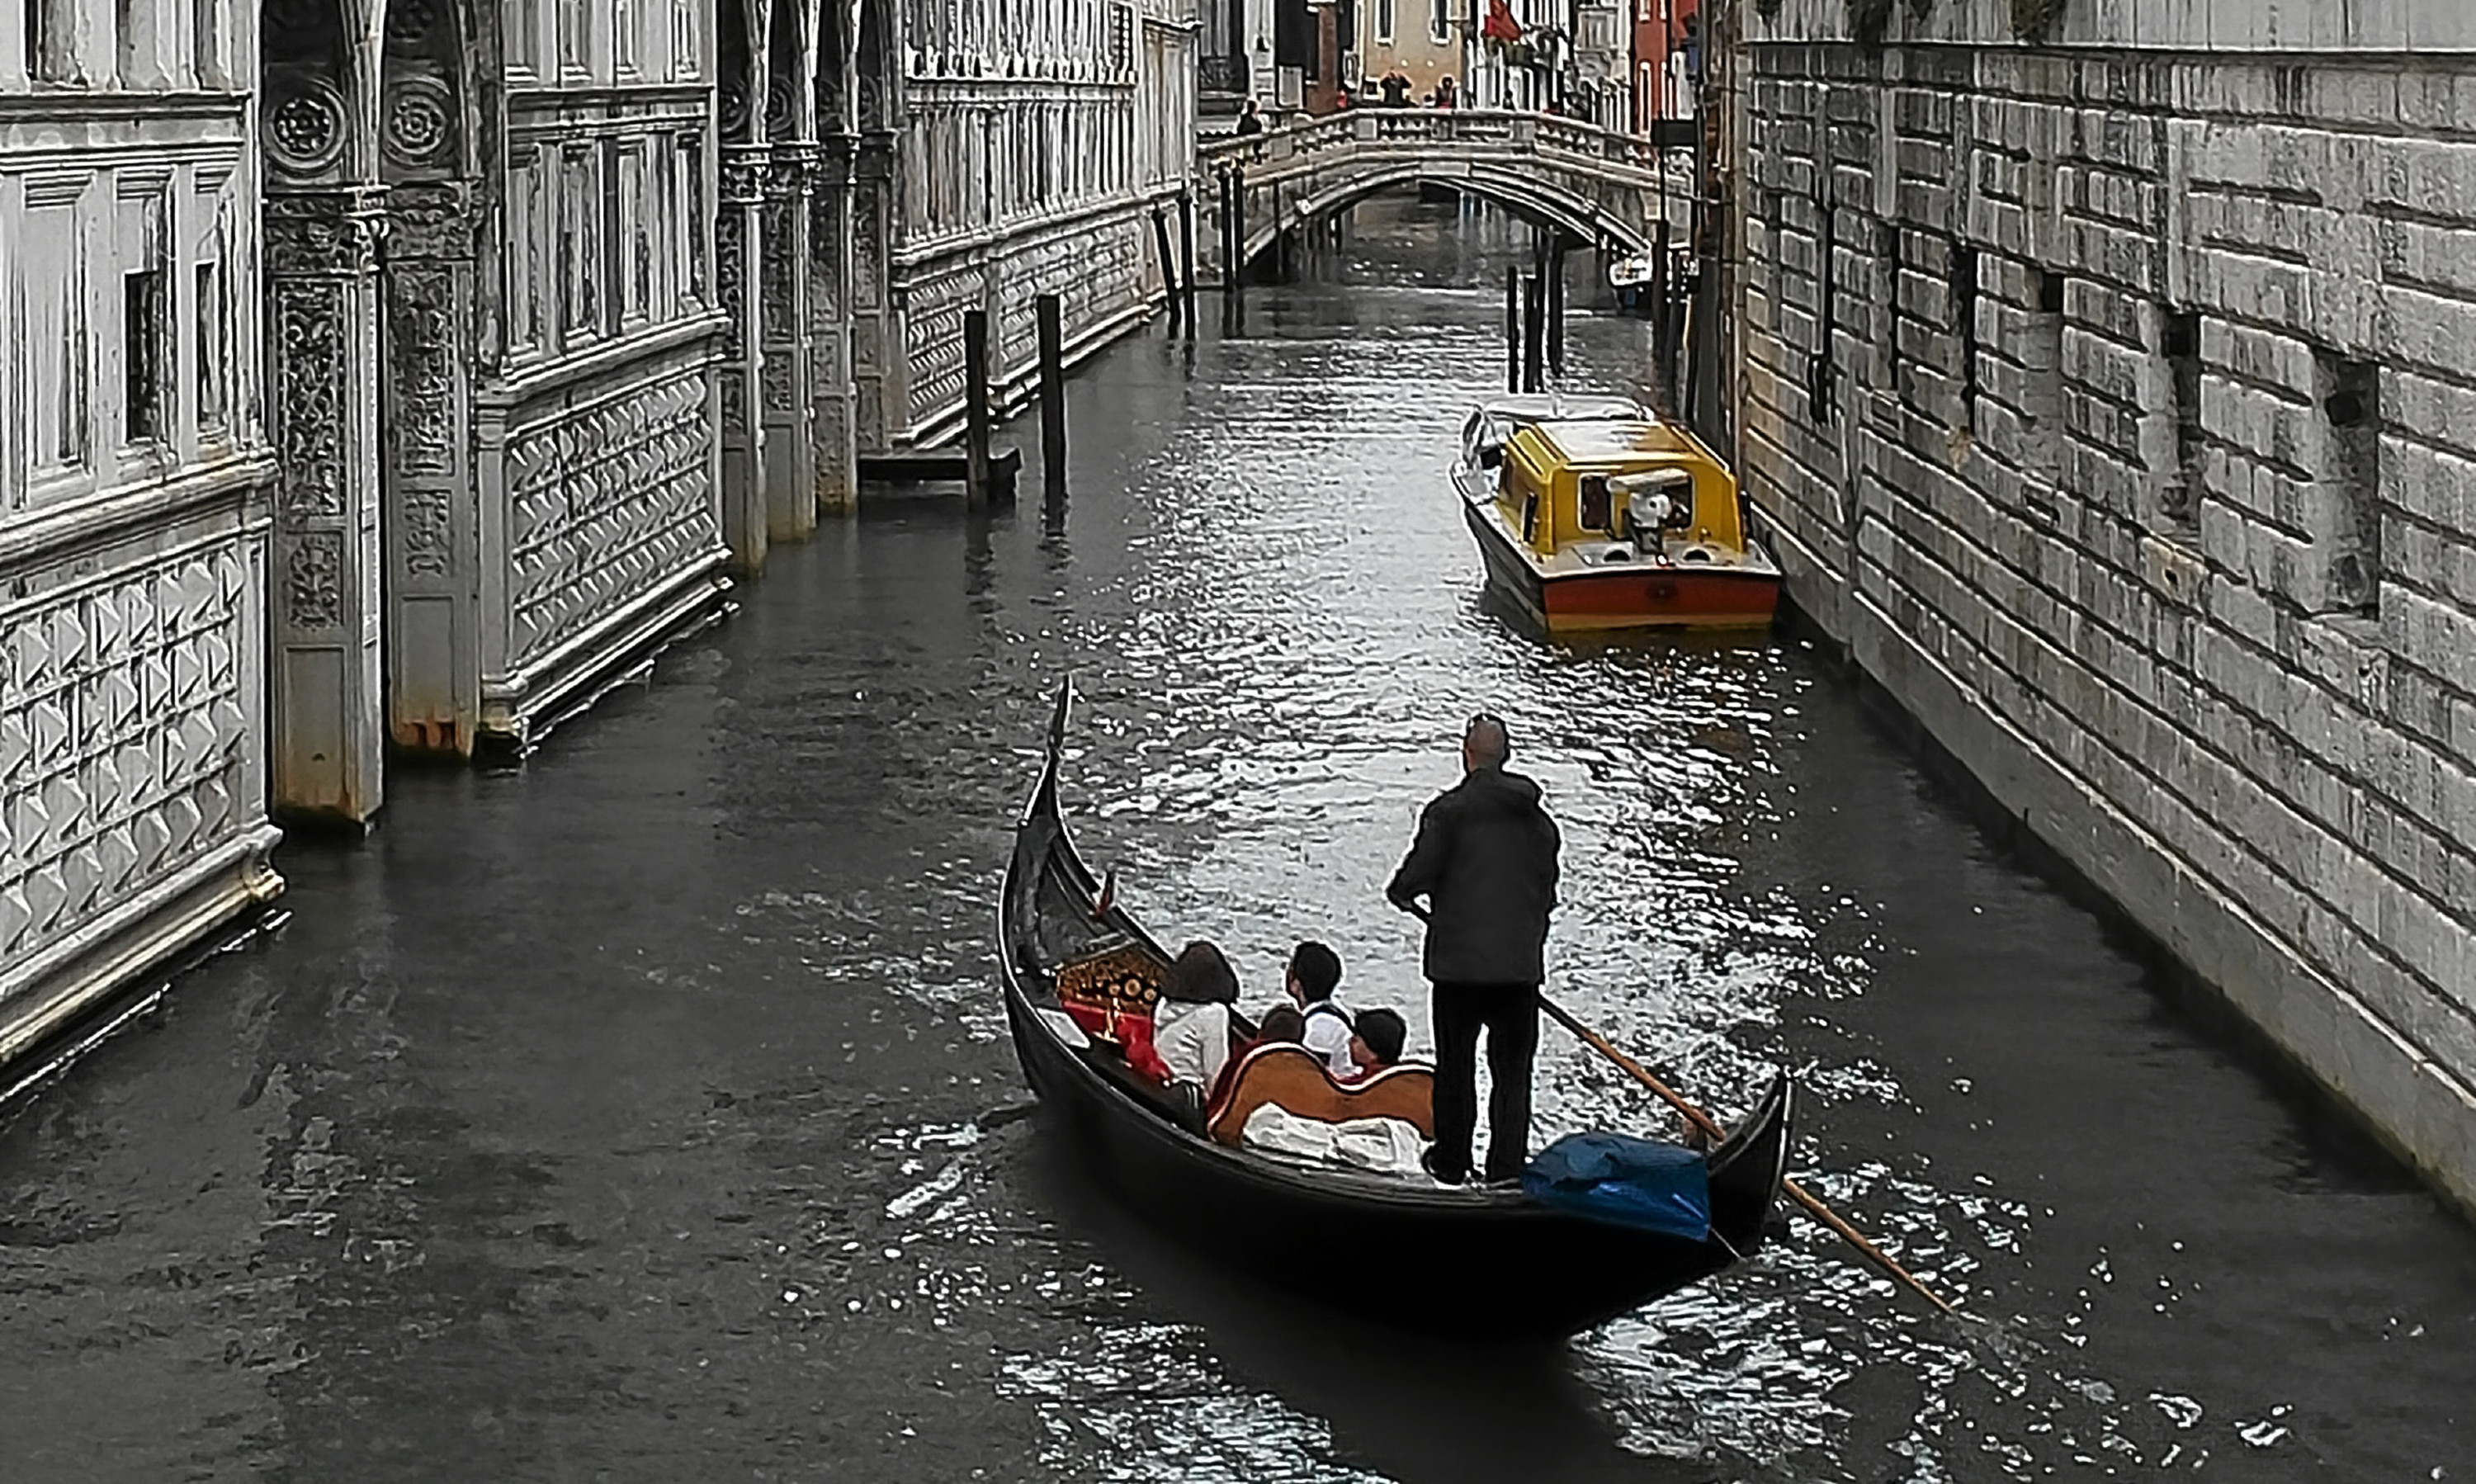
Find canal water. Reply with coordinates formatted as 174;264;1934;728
3;197;2471;1482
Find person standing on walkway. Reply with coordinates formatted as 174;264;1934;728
1386;713;1562;1184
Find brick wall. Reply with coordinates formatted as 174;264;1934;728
1734;17;2476;1208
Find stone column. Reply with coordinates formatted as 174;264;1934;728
761;145;819;541
848;135;908;451
811;134;860;513
380;182;482;755
263;187;387;826
716;143;769;574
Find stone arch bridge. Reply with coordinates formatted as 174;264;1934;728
1198;111;1694;279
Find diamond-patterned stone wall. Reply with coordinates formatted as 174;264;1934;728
506;365;721;669
1;535;262;971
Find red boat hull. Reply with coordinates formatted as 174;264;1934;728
1463;499;1779;632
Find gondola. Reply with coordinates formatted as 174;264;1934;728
998;684;1797;1338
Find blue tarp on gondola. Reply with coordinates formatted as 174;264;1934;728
1522;1132;1712;1242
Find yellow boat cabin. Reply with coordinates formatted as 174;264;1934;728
1460;416;1780;632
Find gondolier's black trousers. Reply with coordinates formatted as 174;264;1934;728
1429;981;1539;1184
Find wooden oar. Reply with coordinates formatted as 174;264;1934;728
1391;901;1959;1316
1534;993;1961;1319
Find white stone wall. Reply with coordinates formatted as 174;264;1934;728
2;0;281;1055
1754;0;2476;50
1735;29;2476;1208
489;9;728;741
881;0;1198;442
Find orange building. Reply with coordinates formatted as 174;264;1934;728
1631;0;1699;131
1354;0;1462;104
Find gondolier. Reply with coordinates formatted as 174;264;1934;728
1387;713;1562;1185
999;683;1794;1335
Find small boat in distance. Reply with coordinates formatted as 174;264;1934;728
1609;248;1659;314
1456;414;1782;633
999;683;1797;1338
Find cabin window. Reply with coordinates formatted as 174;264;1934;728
1579;474;1612;532
1521;492;1539;544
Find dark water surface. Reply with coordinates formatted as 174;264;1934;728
4;199;2472;1482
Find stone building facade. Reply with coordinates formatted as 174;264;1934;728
871;0;1196;446
1354;0;1459;103
2;4;284;1062
1732;2;2476;1207
1;0;1194;1075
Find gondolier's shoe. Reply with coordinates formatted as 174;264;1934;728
1420;1147;1468;1185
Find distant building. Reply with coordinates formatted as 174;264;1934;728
1467;0;1624;118
1203;0;1251;116
1630;0;1699;130
1355;0;1462;104
1571;1;1628;130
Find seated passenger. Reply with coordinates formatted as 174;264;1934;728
1153;940;1241;1091
1254;1005;1307;1045
1278;941;1357;1079
1343;1008;1409;1083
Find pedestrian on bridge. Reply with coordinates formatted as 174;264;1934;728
1387;713;1562;1185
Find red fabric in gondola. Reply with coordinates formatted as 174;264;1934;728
1118;1014;1173;1085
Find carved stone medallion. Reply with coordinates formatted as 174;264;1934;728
383;73;458;172
267;70;349;178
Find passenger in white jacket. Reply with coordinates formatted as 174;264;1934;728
1154;941;1242;1092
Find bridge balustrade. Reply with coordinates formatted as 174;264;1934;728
1195;110;1694;283
1201;109;1663;173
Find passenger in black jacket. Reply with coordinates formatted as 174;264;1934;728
1386;713;1562;1184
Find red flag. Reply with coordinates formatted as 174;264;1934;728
1483;0;1522;42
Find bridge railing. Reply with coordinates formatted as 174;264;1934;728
1199;108;1670;177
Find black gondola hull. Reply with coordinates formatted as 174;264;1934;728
999;684;1794;1338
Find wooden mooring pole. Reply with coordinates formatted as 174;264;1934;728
1178;191;1198;330
963;308;993;510
1504;264;1521;395
1149;204;1180;329
1037;293;1067;502
1547;241;1566;379
1653;219;1675;411
1523;271;1545;393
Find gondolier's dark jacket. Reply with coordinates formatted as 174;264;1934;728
1386;765;1561;985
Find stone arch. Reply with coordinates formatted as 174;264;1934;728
816;0;859;135
262;0;385;188
719;1;768;146
1241;161;1651;271
854;0;892;136
768;0;816;144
